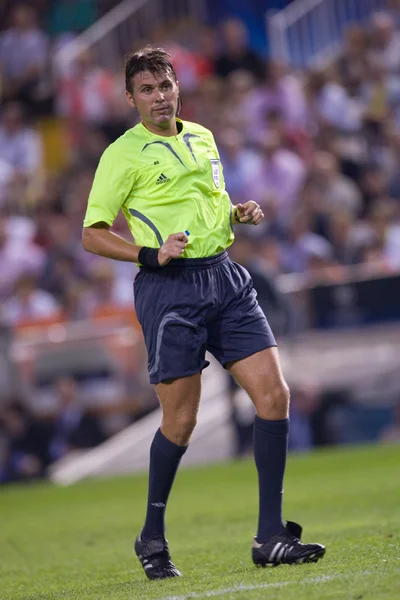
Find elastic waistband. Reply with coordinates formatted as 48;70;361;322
141;250;229;271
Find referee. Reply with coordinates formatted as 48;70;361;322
82;46;325;580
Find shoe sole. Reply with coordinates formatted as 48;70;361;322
254;546;326;568
135;550;182;580
145;569;181;580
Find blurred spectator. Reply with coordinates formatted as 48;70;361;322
61;167;100;235
336;25;369;93
359;163;389;216
387;0;400;27
165;40;210;92
315;65;363;133
49;376;106;461
281;209;334;274
0;102;43;182
0;159;13;205
214;18;265;80
80;260;134;318
0;3;49;108
357;239;391;275
193;26;218;79
56;49;116;125
360;56;400;130
249;131;307;223
303;151;362;217
41;249;86;309
39;213;87;306
217;127;259;204
368;199;400;270
186;75;224;132
326;209;360;265
385;133;400;197
245;60;310;142
220;69;256;132
369;11;400;74
0;214;46;300
264;108;314;163
0;400;52;484
3;273;61;326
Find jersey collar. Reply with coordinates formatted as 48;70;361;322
139;118;184;139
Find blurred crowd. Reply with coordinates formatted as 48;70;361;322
1;3;400;329
2;1;400;481
0;376;106;483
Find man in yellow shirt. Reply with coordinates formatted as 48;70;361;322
82;46;325;580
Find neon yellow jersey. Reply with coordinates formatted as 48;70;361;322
83;119;235;259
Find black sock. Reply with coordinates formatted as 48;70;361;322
141;428;187;541
253;415;289;542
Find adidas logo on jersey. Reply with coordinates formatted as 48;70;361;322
156;173;170;185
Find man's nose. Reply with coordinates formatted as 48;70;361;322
155;89;165;101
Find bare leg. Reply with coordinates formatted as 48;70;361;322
157;372;202;445
227;347;289;420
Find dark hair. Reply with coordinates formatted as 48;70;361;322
125;45;177;94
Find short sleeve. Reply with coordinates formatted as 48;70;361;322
83;142;135;227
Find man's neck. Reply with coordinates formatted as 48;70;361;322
143;120;179;137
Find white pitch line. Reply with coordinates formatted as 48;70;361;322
161;571;373;600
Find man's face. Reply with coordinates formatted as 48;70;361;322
126;70;179;131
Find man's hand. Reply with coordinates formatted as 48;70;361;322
158;232;189;265
234;201;264;225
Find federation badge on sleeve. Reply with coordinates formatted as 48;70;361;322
210;159;220;188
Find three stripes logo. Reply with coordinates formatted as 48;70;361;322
269;542;290;563
156;173;170;185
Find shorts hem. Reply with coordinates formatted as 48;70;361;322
219;343;278;369
149;361;210;385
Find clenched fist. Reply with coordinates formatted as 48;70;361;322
158;232;189;266
234;201;264;225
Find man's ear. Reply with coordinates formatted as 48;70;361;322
125;90;136;108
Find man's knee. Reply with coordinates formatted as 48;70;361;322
256;381;290;420
162;411;197;446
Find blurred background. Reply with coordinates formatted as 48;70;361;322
0;0;400;487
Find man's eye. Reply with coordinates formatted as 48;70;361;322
143;88;152;93
162;83;171;90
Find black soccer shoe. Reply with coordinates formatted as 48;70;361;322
252;521;325;568
134;533;181;580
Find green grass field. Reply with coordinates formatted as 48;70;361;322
0;444;399;600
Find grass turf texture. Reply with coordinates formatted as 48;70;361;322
0;444;399;600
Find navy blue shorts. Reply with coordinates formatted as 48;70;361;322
134;251;277;384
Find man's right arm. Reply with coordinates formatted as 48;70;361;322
82;222;142;262
82;223;189;265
